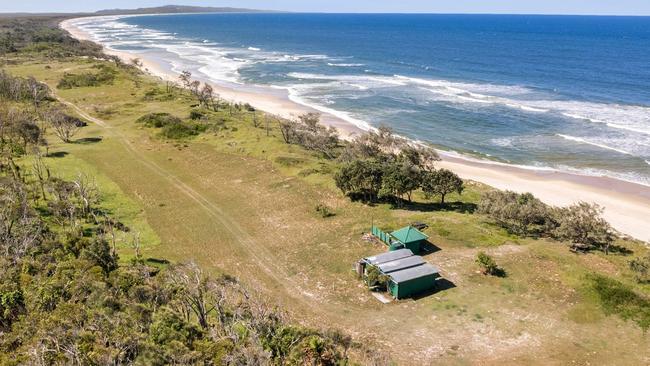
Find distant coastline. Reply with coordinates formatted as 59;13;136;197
60;15;650;243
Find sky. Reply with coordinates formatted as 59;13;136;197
2;0;650;16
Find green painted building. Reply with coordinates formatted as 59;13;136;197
389;226;429;253
359;248;440;299
387;263;440;299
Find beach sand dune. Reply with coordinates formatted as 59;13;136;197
60;17;650;243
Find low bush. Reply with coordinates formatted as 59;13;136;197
629;254;650;283
142;87;175;102
315;203;335;218
476;252;505;277
136;113;182;128
189;109;206;120
160;122;206;139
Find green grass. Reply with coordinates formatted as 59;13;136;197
588;274;650;331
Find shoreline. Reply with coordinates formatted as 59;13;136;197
60;16;650;243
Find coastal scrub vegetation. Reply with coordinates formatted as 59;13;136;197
478;190;617;254
0;16;113;60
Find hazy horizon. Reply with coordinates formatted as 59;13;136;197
1;0;650;16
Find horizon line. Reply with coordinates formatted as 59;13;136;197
2;10;650;17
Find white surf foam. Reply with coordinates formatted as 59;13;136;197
557;134;634;156
284;86;373;131
327;62;365;67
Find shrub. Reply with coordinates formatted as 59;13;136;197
478;191;556;237
554;202;615;254
629;254;650;283
143;87;174;102
189;109;205;120
160;123;206;139
315;204;335;218
365;265;390;290
476;252;505;277
136;113;182;128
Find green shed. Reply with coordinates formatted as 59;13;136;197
387;263;440;299
390;226;429;253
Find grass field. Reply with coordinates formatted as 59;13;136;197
7;57;650;365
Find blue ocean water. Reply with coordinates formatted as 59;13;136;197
74;13;650;185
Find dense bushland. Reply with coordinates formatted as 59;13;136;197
0;17;110;59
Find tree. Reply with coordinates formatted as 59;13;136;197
178;70;192;91
81;237;118;275
278;119;298;144
421;169;463;204
555;202;615;254
334;159;383;202
198;83;214;109
379;161;421;204
13;118;42;150
46;108;81;143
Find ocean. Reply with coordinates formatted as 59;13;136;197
72;13;650;186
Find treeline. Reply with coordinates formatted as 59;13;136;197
334;127;460;205
276;114;457;205
478;191;617;254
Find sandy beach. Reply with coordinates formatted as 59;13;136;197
60;17;650;243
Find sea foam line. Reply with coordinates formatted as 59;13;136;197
556;134;634;156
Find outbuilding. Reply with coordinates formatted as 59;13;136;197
364;248;414;265
387;263;440;299
377;255;426;274
389;226;429;253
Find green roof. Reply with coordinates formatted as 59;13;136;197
390;226;429;244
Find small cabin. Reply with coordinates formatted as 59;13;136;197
389;226;429;253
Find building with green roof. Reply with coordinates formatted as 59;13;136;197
389;226;429;253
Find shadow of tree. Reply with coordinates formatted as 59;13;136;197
401;200;477;214
608;244;634;256
47;151;69;158
75;137;103;144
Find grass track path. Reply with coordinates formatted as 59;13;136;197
56;92;334;318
